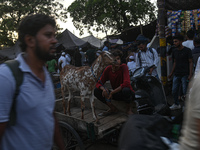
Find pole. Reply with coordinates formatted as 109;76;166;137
140;22;143;34
157;0;167;86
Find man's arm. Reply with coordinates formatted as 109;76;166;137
53;114;65;150
196;118;200;147
0;122;7;143
97;67;109;98
108;86;122;100
168;59;176;79
195;57;200;77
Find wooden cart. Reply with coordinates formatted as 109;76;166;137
54;94;136;150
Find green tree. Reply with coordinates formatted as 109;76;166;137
68;0;156;36
0;0;68;46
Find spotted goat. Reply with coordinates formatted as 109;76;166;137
60;51;116;123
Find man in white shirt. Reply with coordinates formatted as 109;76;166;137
182;29;195;50
135;34;159;78
179;73;200;149
79;48;86;66
58;52;67;71
65;52;71;65
127;55;136;75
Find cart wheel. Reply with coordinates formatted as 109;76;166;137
104;129;120;146
58;121;84;150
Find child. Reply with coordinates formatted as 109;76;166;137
127;55;136;75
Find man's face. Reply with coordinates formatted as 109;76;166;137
138;43;147;51
113;56;121;67
34;24;57;61
173;39;182;48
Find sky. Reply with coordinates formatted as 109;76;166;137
56;0;157;39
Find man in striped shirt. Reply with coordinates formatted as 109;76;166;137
135;34;159;78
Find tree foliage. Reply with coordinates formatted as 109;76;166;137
0;0;68;46
68;0;156;36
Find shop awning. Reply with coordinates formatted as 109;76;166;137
166;0;200;11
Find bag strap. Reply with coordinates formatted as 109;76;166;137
138;48;154;67
4;60;23;126
138;51;142;67
149;48;154;61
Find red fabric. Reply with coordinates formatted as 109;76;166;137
96;64;134;92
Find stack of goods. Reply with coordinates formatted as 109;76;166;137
167;9;200;36
167;10;181;36
165;26;172;38
193;9;200;30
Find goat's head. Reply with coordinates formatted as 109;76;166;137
99;51;116;66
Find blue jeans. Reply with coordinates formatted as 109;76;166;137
172;75;188;105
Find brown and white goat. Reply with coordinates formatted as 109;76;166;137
60;51;115;123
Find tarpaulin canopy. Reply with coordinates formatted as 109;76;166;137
165;0;200;11
0;41;21;59
57;29;89;50
101;38;123;45
81;35;103;48
120;20;157;42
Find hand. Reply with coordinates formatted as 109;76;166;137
108;91;113;100
148;68;154;75
102;89;109;99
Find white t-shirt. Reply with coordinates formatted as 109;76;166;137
182;40;194;50
194;57;200;78
127;61;136;74
65;54;71;65
179;73;200;149
58;56;67;68
0;53;55;150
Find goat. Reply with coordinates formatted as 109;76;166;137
60;51;116;123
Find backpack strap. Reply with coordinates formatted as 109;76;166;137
149;48;154;61
4;60;23;126
138;51;142;67
138;48;154;67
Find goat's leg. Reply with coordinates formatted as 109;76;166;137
61;83;66;114
89;92;99;124
80;95;85;119
67;90;72;116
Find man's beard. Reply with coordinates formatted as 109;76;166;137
34;42;55;61
175;43;181;48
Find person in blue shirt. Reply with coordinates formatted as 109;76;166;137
102;41;109;51
0;14;64;150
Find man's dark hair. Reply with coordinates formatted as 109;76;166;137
136;34;148;45
173;34;184;42
18;14;56;52
104;41;109;46
194;34;200;45
111;49;123;58
186;29;195;40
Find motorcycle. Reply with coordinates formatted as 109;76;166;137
130;65;170;115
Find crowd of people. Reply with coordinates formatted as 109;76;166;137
2;12;200;150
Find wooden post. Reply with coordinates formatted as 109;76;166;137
157;0;167;86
